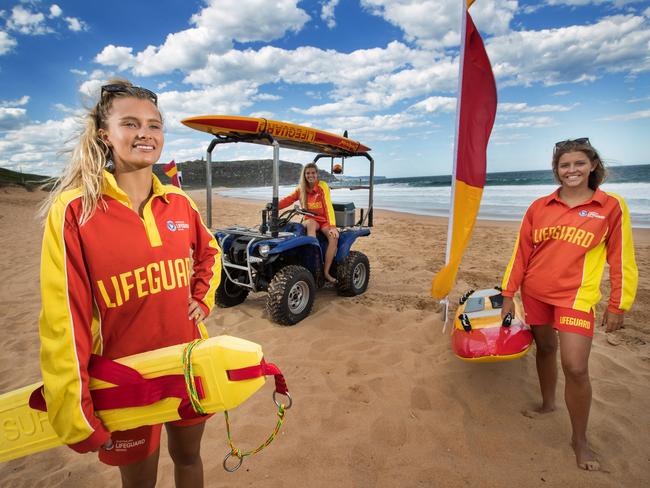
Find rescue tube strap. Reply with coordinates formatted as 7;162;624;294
221;356;291;472
29;353;206;420
226;358;288;395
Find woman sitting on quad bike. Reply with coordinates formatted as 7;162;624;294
279;162;339;284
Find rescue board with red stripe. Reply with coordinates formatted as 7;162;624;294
181;115;371;156
452;288;533;362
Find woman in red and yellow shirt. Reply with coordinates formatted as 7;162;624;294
279;163;339;283
501;138;637;471
39;80;220;486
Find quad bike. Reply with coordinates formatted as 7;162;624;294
182;115;375;325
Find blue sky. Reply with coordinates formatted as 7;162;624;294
1;0;649;178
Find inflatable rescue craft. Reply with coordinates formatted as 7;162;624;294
452;288;533;362
0;335;289;463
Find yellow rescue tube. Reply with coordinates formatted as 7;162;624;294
0;335;266;463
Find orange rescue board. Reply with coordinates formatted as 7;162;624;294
181;115;371;156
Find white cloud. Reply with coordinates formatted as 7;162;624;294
361;0;517;48
321;0;340;29
321;112;422;138
253;93;282;101
547;1;642;7
0;31;17;55
0;107;28;130
184;38;460;115
488;14;650;87
64;16;88;32
498;102;576;113
291;98;372;116
496;116;557;129
0;116;79;173
95;0;310;77
6;5;50;35
95;45;136;70
49;5;62;18
410;96;456;114
0;95;29;107
601;109;650;120
158;82;259;131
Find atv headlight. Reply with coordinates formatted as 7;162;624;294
258;244;271;257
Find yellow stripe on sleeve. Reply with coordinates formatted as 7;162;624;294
319;181;336;227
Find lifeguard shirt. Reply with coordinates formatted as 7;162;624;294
279;181;336;229
38;171;221;452
501;188;637;314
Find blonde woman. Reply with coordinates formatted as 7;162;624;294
39;80;220;487
279;162;339;283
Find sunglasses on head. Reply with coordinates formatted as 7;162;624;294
100;83;158;105
554;137;590;153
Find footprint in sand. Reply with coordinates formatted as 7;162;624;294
521;408;555;419
410;386;432;410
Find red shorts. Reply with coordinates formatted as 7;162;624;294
521;293;595;337
98;415;211;466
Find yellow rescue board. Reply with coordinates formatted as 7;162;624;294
0;335;265;463
181;115;371;156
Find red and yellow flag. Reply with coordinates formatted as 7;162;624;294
163;160;182;188
431;3;497;300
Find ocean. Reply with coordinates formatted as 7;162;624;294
216;164;650;228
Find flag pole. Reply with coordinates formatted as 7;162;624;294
441;0;468;331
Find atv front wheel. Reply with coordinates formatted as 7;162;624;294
216;272;250;307
336;251;370;296
266;265;316;325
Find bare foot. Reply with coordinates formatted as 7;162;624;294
324;274;337;284
521;404;556;418
572;440;600;471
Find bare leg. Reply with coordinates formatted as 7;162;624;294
119;448;160;488
304;219;319;237
530;324;558;413
166;421;206;488
558;331;599;471
323;231;339;283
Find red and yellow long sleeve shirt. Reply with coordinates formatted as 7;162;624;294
279;181;336;230
501;188;637;314
38;171;221;453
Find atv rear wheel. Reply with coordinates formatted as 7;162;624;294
216;271;250;307
336;251;370;296
266;265;316;325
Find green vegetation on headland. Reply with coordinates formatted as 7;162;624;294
151;159;334;189
0;160;334;191
0;167;52;191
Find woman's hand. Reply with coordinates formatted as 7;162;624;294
501;296;516;321
188;298;207;323
602;309;624;332
92;439;113;452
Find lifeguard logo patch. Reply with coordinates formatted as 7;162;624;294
578;210;605;219
166;220;190;232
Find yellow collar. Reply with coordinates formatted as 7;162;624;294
102;170;170;206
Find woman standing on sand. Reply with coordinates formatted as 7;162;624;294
279;162;339;283
38;80;220;487
500;138;638;471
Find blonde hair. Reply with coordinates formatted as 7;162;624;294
41;78;161;224
298;162;319;208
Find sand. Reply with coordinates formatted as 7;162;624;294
0;186;648;488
